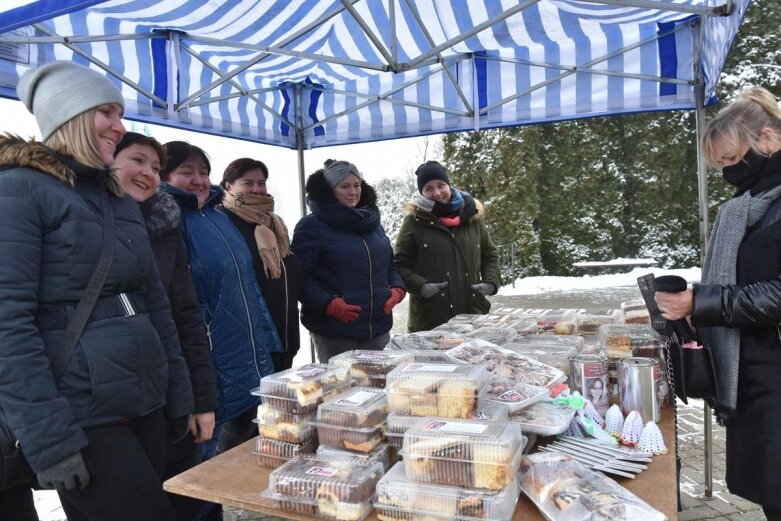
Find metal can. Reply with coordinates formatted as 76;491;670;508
618;357;660;423
569;354;609;414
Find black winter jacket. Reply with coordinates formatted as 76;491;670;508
0;136;193;472
291;172;404;341
141;191;218;414
223;210;303;371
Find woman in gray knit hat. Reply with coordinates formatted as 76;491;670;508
0;62;192;520
291;160;406;362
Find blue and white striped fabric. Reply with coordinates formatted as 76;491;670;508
0;0;750;149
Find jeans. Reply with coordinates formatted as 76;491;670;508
199;407;257;461
311;331;391;363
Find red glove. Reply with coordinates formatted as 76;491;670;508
326;297;361;323
383;287;406;314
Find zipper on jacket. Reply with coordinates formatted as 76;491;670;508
201;212;262;380
281;260;289;354
360;238;374;338
206;322;214;352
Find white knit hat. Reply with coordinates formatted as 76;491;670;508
17;61;125;140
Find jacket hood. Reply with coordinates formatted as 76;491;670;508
306;169;377;208
0;133;125;196
404;197;485;222
140;190;181;239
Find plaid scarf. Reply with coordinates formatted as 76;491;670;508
222;191;291;279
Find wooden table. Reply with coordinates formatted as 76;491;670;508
164;407;678;521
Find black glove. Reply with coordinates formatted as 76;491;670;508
37;452;89;490
420;282;448;298
471;282;496;296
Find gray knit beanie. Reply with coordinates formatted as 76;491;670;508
323;160;362;188
17;61;125;141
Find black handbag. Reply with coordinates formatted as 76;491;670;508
637;274;718;404
0;195;115;490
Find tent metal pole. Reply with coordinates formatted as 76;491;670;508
695;84;714;501
295;84;315;365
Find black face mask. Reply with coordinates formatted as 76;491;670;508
722;148;769;192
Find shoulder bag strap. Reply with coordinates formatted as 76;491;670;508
51;195;116;384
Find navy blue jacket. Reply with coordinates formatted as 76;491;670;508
0;137;193;472
291;172;404;340
163;184;281;423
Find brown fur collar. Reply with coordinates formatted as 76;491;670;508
0;133;123;196
404;198;485;223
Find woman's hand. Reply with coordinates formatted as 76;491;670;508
383;287;406;314
326;297;361;323
190;411;216;443
655;288;694;321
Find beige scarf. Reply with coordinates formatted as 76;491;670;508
222;191;291;279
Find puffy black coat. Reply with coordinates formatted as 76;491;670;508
393;198;501;332
0;136;193;472
223;210;302;371
691;173;781;508
291;172;404;341
140;191;218;414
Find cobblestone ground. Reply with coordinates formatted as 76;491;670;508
224;398;765;521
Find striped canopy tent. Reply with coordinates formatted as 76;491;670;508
0;0;748;151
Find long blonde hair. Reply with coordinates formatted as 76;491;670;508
44;107;123;196
702;87;781;170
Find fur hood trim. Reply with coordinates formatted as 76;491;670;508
403;198;485;222
0;134;75;186
306;169;377;208
140;190;181;239
0;133;123;196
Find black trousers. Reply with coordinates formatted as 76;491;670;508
0;484;38;521
165;430;211;521
57;408;176;521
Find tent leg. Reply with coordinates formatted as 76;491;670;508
695;82;714;500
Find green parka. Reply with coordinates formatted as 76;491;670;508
393;197;500;332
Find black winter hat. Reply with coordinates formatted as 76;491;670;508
415;160;450;193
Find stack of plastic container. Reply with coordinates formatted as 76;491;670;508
375;418;526;521
312;386;388;454
250;364;352;468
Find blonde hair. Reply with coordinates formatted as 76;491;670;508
44;108;123;196
702;87;781;170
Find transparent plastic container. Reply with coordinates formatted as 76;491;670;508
597;324;664;360
253;435;317;468
484;376;548;412
620;299;651;325
466;326;518;345
407;350;463;364
432;322;476;334
388;331;470;351
401;419;525;490
502;337;581;376
520;452;666;521
444;341;566;388
251;364;351;414
261;455;383;520
254;403;317;444
575;309;621;336
313;387;388;453
509;400;576;436
534;309;577;335
386;363;490;419
329;350;414;388
316;442;396;471
374;461;521;521
385;402;510;449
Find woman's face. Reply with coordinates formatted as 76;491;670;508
333;173;362;208
589;380;604;402
225;168;268;196
166;155;211;208
113;143;161;202
93;103;125;167
422;179;451;203
710;135;748;171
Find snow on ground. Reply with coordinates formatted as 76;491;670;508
497;266;701;296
